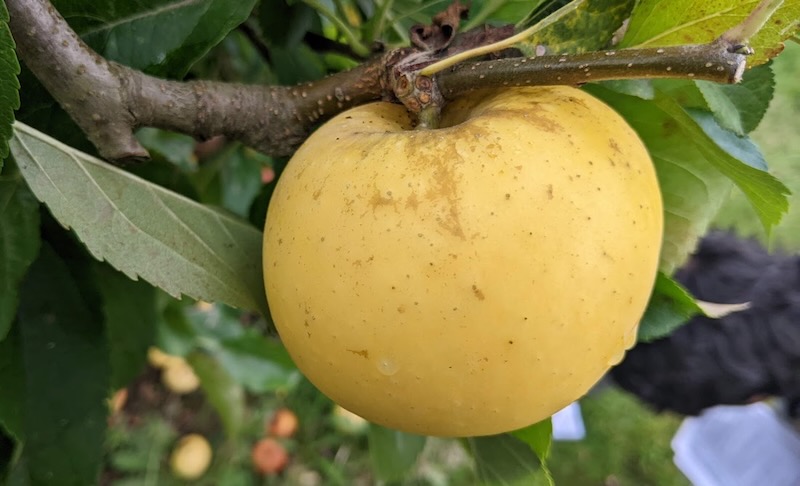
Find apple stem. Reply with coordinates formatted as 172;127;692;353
436;41;747;99
6;0;783;160
417;105;442;129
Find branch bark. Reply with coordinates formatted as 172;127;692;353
437;42;747;97
7;0;755;163
7;0;388;161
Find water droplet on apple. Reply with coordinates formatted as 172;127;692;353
377;358;398;376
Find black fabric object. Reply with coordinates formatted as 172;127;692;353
611;231;800;416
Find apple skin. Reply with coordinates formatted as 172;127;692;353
251;438;290;475
161;358;200;395
263;86;663;437
170;434;213;480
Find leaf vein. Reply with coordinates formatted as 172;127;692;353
78;0;203;37
636;0;759;46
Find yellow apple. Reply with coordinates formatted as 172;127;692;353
263;86;663;437
169;434;212;480
147;346;182;369
251;438;290;476
161;358;200;395
267;407;300;438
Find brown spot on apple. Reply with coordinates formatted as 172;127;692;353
348;349;370;359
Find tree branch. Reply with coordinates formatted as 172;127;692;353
436;41;747;98
7;0;388;162
7;0;759;163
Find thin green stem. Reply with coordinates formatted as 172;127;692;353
419;0;585;76
374;9;410;45
302;0;371;58
417;105;441;129
367;0;394;43
721;0;785;46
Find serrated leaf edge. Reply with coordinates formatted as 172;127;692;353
10;121;268;314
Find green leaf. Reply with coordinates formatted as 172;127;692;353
125;157;200;201
714;42;800;249
10;122;269;316
638;272;703;342
466;433;544;485
620;0;800;66
268;44;327;85
644;69;774;136
220;148;267;218
511;419;554;485
688;109;767;169
53;0;259;78
5;455;31;486
510;419;553;461
586;85;734;273
153;299;298;393
212;333;299;393
183;301;249;340
0;0;20;166
0;327;24;439
375;0;451;46
186;351;246;438
464;0;547;29
95;264;157;389
16;243;109;486
258;0;318;47
14;66;94;158
0;165;40;341
589;83;789;268
651;79;707;109
518;0;635;55
367;424;427;482
192;145;267;218
696;63;776;135
135;128;198;172
107;416;176;475
155;299;200;357
653;97;789;233
597;79;655;99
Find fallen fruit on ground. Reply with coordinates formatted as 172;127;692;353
161;358;200;395
263;86;663;436
147;346;182;369
268;407;299;438
108;388;128;415
169;434;213;480
251;438;290;475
